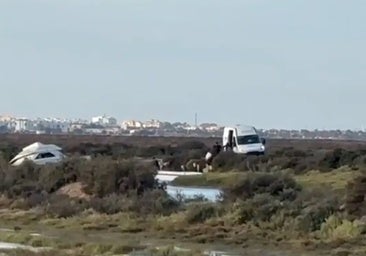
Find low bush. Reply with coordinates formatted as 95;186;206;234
90;193;129;215
0;143;19;162
130;189;180;216
319;148;366;171
136;146;165;157
232;194;282;224
0;158;82;198
185;203;223;224
89;189;179;216
212;151;246;171
345;174;366;218
224;172;301;202
45;194;89;218
24;191;49;209
0;156;158;200
320;215;365;242
295;188;341;233
284;149;308;158
178;140;208;151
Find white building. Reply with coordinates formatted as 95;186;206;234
34;118;71;133
0;115;15;122
0;116;16;130
15;118;34;132
143;119;161;128
70;123;84;132
121;120;143;130
91;115;117;126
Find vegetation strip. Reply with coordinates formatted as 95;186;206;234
0;137;365;255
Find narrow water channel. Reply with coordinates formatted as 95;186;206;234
166;185;222;202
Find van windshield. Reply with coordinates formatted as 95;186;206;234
237;135;260;145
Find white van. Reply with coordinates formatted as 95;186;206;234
222;125;266;155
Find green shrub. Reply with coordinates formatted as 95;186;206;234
296;198;340;232
179;140;208;151
90;193;129;214
320;215;365;242
24;192;48;209
185;203;222;224
38;159;79;193
0;158;81;197
345;174;366;217
319;148;364;171
66;142;136;158
45;194;89;218
90;190;178;216
224;172;301;202
212;151;246;171
231;194;283;224
0;143;19;161
135;145;168;158
284;149;308;158
130;189;180;216
78;157;157;197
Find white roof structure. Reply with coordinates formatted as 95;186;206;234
17;142;61;156
10;142;64;165
238;125;257;135
226;124;257;136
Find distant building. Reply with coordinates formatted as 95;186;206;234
91;115;117;126
200;123;220;131
143;119;161;128
15;118;34;132
0;115;15;122
33;118;71;133
84;128;104;135
121;120;143;130
70;123;84;130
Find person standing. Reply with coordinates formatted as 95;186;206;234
212;141;222;156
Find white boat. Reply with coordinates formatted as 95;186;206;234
9;142;66;166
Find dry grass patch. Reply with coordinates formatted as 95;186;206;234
295;167;359;190
152;212;187;233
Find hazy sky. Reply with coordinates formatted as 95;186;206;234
1;0;365;130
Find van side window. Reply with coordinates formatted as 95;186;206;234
36;152;55;159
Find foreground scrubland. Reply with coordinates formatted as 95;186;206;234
0;135;366;255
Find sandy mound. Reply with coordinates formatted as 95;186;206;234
56;182;90;200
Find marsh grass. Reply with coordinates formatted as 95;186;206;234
319;215;366;242
295;167;359;190
173;167;358;192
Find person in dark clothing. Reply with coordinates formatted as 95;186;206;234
152;157;160;170
204;142;222;172
212;142;222;156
